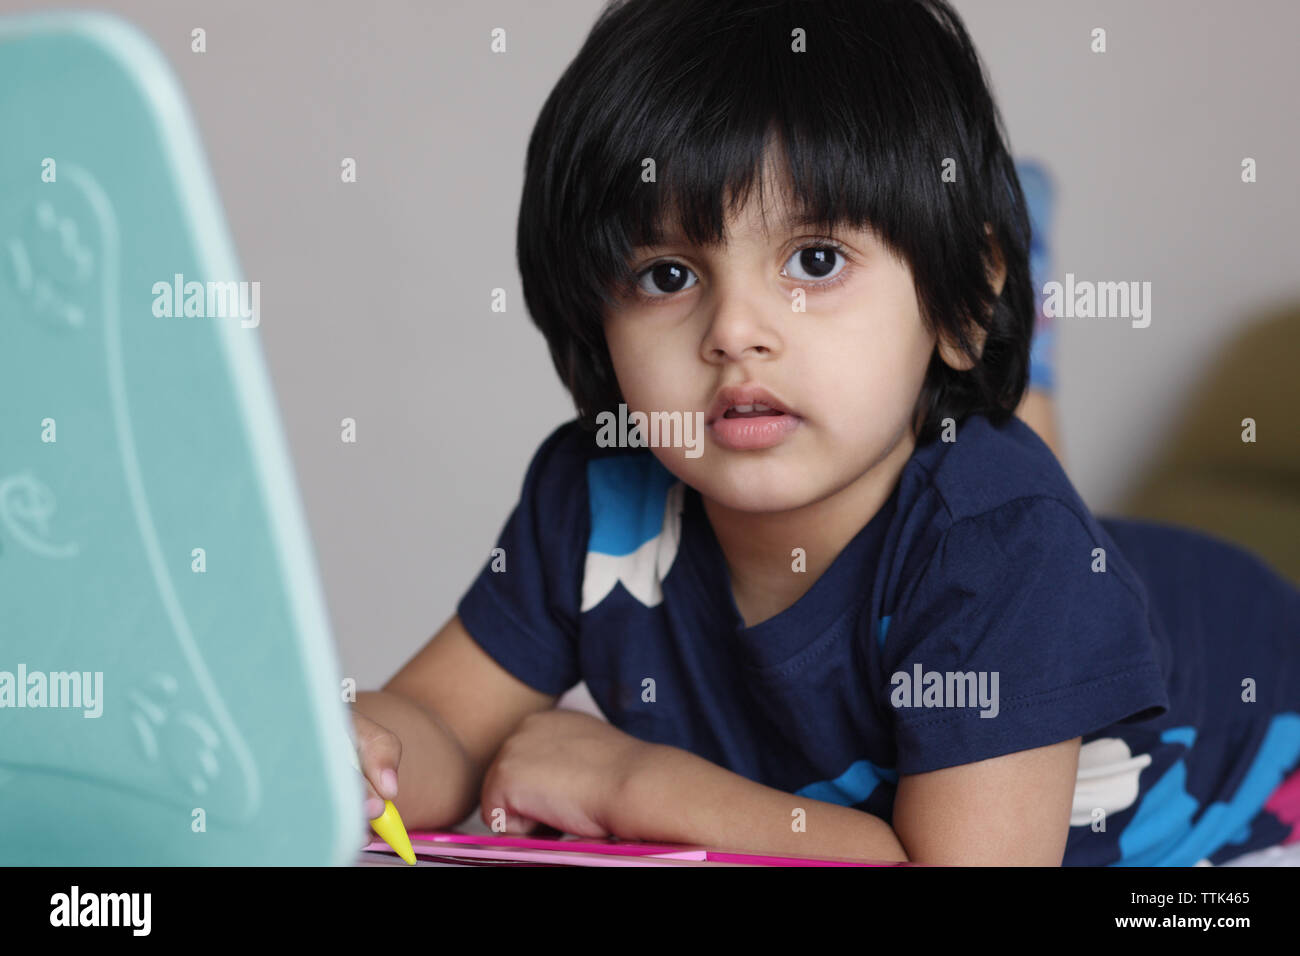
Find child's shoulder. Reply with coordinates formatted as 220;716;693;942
891;412;1149;594
904;411;1092;530
519;420;682;615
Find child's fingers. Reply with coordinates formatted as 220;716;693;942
350;710;405;855
351;710;403;802
362;779;384;820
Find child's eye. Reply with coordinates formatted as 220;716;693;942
635;261;698;297
782;244;847;282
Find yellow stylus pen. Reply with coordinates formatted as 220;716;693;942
346;731;416;865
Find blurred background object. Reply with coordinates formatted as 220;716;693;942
1118;303;1300;585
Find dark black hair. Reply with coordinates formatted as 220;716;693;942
516;0;1035;445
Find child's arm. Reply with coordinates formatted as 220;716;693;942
616;736;1079;864
613;744;911;862
891;736;1082;865
352;613;558;830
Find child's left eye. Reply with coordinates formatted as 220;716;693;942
782;244;847;282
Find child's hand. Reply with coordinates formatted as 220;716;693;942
351;709;402;847
479;709;653;839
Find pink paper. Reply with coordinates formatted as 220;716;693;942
364;837;715;866
376;829;909;866
404;829;705;859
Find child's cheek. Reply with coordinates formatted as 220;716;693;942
607;324;698;411
810;325;927;433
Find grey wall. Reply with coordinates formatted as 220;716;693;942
11;0;1298;690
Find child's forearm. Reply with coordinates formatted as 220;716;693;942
613;743;910;863
352;689;480;830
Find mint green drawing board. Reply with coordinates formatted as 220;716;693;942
0;11;361;864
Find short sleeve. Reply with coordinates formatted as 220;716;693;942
455;422;590;696
883;496;1170;775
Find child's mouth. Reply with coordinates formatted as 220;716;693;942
705;385;800;450
723;403;785;419
711;406;800;450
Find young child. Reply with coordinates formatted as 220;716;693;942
353;0;1300;866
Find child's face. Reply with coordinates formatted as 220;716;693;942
602;173;946;515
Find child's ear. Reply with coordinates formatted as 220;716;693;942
984;222;1007;299
936;326;984;371
936;223;1005;372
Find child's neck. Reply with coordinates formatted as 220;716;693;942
702;425;916;629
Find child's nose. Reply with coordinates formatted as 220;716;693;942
700;298;782;363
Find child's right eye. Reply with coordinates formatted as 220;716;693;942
635;261;698;299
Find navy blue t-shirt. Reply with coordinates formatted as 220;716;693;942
457;413;1300;865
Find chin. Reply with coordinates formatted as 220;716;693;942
687;465;827;515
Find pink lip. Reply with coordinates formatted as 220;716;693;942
705;383;801;451
709;412;800;451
